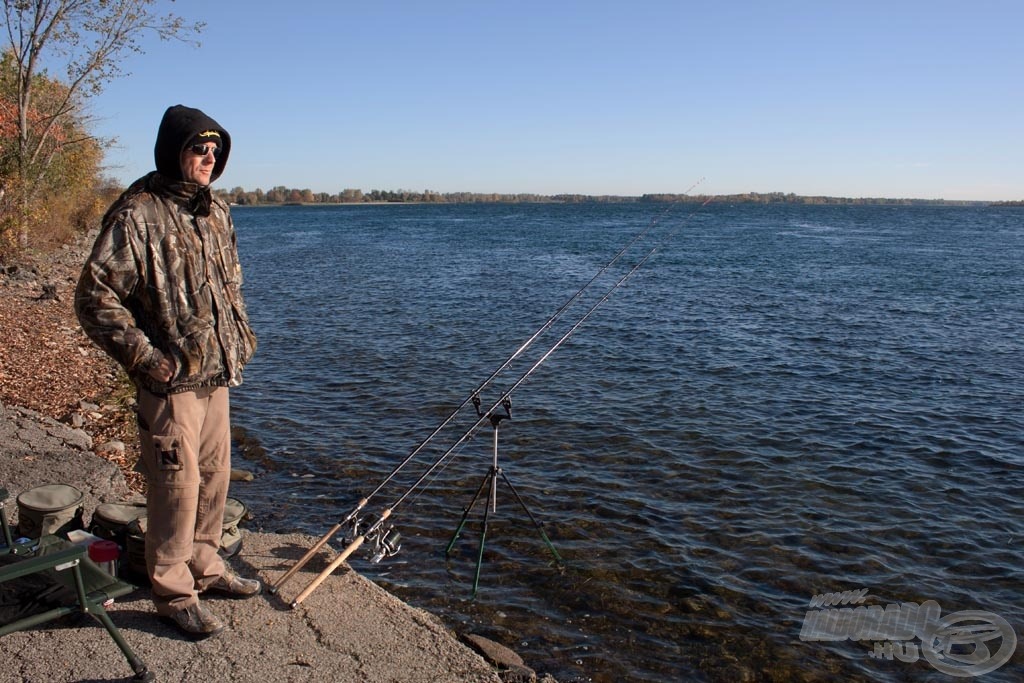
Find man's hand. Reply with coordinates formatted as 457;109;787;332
147;355;176;383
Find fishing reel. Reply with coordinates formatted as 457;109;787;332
342;513;401;564
342;512;364;546
368;525;401;564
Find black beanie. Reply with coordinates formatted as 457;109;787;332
154;104;231;183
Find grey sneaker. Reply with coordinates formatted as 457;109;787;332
206;567;262;598
166;602;225;638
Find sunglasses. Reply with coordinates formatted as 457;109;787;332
188;143;222;159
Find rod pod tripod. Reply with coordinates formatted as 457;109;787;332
445;395;562;596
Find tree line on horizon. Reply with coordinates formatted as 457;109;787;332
214;187;993;207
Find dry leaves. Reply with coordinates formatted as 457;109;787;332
1;246;145;492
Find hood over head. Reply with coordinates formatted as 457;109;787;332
154;104;231;184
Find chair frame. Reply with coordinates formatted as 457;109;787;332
0;487;155;682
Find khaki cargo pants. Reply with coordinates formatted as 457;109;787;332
136;386;230;615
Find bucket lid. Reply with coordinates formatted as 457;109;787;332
94;502;147;524
16;484;84;512
88;539;120;563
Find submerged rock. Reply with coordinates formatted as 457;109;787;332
462;633;526;668
230;468;255;481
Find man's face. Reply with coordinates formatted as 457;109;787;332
180;141;220;185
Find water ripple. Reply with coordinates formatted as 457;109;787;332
230;204;1024;683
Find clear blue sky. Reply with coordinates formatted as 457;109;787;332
90;1;1022;201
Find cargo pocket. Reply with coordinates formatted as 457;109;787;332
153;434;184;472
138;431;189;485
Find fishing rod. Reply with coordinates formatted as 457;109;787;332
359;193;717;520
272;189;713;606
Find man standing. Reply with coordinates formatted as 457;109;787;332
76;105;260;637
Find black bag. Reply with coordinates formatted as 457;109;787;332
88;502;147;578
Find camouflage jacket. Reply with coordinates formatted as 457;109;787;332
75;172;257;394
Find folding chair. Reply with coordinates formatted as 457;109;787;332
0;487;155;682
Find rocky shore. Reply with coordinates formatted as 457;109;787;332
0;237;557;682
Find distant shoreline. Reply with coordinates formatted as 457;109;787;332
223;192;1014;208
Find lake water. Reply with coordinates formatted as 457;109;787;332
228;202;1023;682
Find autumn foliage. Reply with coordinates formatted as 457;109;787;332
0;50;108;260
0;1;202;263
